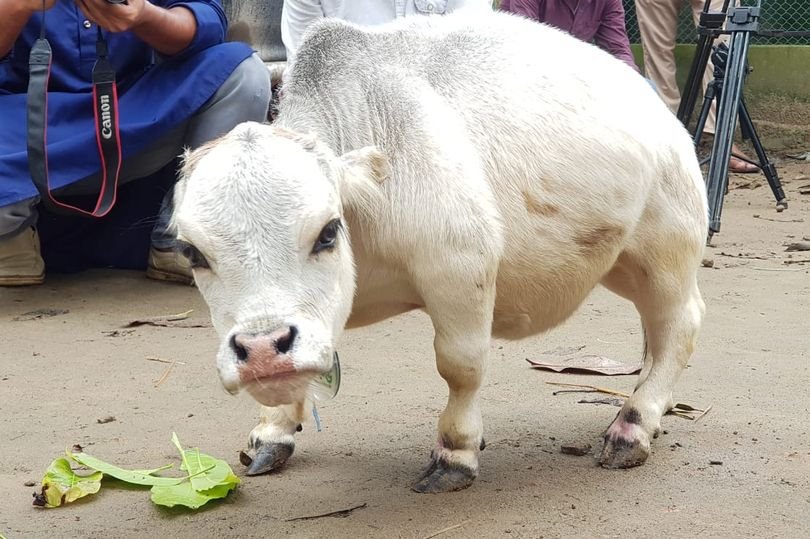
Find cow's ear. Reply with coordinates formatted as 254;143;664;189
338;146;388;214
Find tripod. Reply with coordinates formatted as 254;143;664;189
677;0;787;240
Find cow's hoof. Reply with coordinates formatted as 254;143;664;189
412;456;477;493
240;441;294;476
598;424;651;469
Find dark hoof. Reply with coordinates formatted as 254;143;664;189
598;434;650;469
240;441;294;476
412;456;477;494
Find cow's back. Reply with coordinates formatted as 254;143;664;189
279;11;707;338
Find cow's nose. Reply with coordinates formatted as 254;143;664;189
230;326;299;363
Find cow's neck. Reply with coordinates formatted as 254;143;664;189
275;92;375;155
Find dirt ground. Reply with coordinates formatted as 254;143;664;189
1;158;809;539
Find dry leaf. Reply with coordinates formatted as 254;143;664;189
527;355;641;375
13;309;69;322
785;241;810;252
578;397;624;407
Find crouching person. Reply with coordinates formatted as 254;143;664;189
0;0;271;286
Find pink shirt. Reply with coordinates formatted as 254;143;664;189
501;0;639;71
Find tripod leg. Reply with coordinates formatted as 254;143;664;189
678;34;718;128
738;98;788;211
693;82;716;146
705;31;750;238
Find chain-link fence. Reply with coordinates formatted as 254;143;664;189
623;0;810;45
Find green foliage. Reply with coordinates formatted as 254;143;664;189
35;458;102;508
35;433;239;510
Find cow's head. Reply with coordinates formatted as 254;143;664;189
172;122;387;407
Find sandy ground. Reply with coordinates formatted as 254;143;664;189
1;159;809;539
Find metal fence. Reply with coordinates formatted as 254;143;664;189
623;0;810;45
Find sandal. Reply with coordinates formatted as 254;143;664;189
729;144;760;174
729;155;759;174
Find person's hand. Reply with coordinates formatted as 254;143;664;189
75;0;150;33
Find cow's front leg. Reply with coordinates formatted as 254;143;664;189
412;273;495;493
241;401;307;475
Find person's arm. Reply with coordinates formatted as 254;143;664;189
503;0;540;20
0;1;57;59
76;0;198;56
593;0;639;72
281;0;325;61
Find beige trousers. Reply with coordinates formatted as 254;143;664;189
635;0;731;134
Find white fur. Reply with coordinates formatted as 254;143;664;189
173;10;707;482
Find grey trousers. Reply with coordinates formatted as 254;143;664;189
0;53;271;246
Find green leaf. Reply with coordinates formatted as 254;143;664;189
36;458;102;508
171;432;240;491
148;433;239;509
69;452;181;487
150;480;237;509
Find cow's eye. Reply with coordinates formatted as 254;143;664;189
176;240;210;269
313;219;341;254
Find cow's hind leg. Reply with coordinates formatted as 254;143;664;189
599;245;705;468
241;402;307;475
411;265;496;493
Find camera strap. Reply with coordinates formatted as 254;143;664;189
27;7;122;217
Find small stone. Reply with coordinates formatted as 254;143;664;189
96;416;116;424
24;480;36;487
560;444;591;456
701;257;714;268
709;460;723;465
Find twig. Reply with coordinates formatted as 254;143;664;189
717;252;769;261
554;389;600;395
693;404;713;423
154;362;175;388
125;309;194;328
422;520;471;539
546;382;630;398
285;502;367;522
752;266;804;272
146;357;186;365
784;259;810;265
752;215;804;223
667;411;695;420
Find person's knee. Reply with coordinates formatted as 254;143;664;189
224;53;272;114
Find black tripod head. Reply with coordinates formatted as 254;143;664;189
711;42;752;81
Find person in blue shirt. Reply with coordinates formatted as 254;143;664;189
0;0;271;286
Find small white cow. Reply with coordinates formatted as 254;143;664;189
172;10;708;493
